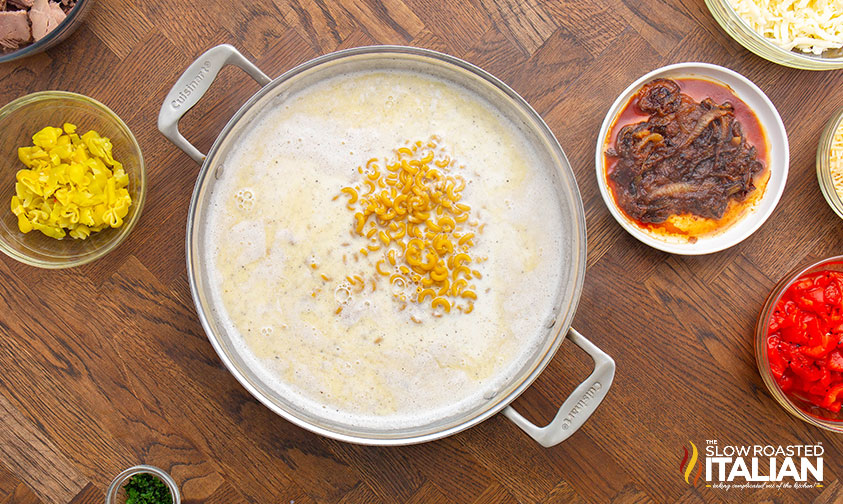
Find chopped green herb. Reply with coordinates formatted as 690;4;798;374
123;473;173;504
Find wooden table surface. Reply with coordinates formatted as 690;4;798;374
1;0;842;503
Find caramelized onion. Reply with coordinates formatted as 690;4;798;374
606;79;765;224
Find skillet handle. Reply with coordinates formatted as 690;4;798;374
157;44;271;164
503;327;615;447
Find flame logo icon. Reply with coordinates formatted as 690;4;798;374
679;441;703;485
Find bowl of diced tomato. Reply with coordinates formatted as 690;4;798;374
757;256;843;431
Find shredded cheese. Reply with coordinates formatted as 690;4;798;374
340;137;479;315
728;0;843;55
830;121;843;199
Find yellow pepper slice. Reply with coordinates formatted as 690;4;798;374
10;124;132;240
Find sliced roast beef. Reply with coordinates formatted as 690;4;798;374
29;0;64;41
0;10;31;50
8;0;35;8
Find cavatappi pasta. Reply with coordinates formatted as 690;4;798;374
340;137;481;315
830;121;843;199
10;124;131;239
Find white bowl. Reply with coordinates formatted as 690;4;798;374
595;62;788;255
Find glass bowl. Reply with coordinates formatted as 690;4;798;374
817;106;843;219
0;91;145;268
106;465;181;504
0;0;93;64
706;0;843;70
755;256;843;432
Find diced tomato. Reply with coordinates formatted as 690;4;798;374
780;319;809;345
790;352;823;382
821;366;832;387
796;288;825;311
806;317;823;345
825;283;841;306
829;351;843;372
808;380;831;397
769;310;784;332
767;269;843;414
778;372;794;392
767;336;787;378
794;278;814;291
822;384;843;409
808;287;825;304
803;330;833;358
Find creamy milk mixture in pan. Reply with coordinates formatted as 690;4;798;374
204;70;567;429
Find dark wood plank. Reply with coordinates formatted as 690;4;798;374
471;482;519;504
0;465;21;503
405;482;451;504
0;394;88;504
0;483;41;504
0;1;841;504
68;483;103;504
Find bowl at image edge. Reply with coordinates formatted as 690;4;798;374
105;465;181;504
706;0;843;70
755;256;843;432
817;107;843;219
595;62;788;255
0;91;145;268
0;0;94;64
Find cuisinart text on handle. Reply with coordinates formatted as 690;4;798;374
171;61;212;109
560;382;602;430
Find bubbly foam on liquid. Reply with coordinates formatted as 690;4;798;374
203;69;569;430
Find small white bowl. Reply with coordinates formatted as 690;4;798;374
595;62;788;255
